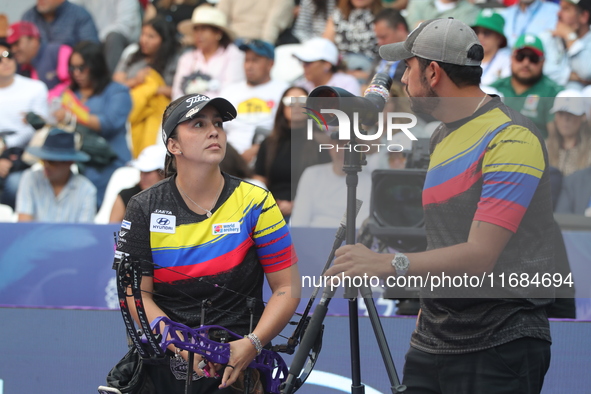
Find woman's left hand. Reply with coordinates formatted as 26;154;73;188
219;337;258;389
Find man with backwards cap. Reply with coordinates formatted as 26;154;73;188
326;18;556;393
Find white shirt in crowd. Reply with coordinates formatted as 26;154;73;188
0;75;49;149
220;79;289;154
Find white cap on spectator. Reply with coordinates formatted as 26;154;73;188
551;90;587;116
131;145;167;172
293;38;339;66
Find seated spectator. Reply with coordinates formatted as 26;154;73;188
16;127;96;223
216;0;294;44
472;10;511;87
53;41;132;208
219;39;288;161
254;86;331;220
171;5;244;99
144;0;204;27
293;37;361;95
502;0;560;48
21;0;99;47
0;40;49;209
405;0;478;30
323;0;382;78
109;144;166;223
546;90;591;176
555;165;591;215
70;0;142;75
293;0;336;43
7;21;72;100
370;8;409;83
114;16;181;158
491;34;563;138
539;0;591;89
291;138;372;228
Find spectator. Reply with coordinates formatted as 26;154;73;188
502;0;560;47
291;137;372;228
16;127;96;223
114;16;181;158
370;8;409;83
472;9;512;87
546;90;591;176
144;0;204;28
53;41;132;207
171;5;244;99
293;0;336;43
323;0;382;77
555;165;591;215
70;0;142;75
216;0;294;44
491;34;563;138
219;39;288;161
405;0;478;30
539;0;591;89
0;40;49;209
7;21;71;100
254;86;331;220
293;37;361;95
109;144;166;223
21;0;99;48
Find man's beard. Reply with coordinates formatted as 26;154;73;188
513;72;543;87
406;75;439;116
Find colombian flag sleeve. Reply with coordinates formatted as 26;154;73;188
475;125;546;233
252;193;297;273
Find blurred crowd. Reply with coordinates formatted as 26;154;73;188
0;0;590;226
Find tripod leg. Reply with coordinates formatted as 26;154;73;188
359;286;406;393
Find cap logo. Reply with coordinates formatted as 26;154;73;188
186;95;208;107
482;9;494;17
524;35;536;44
185;106;201;118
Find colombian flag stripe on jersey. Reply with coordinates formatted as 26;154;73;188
151;181;294;283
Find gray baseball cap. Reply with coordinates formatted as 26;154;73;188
379;18;481;66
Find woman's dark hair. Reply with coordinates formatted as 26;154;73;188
416;44;484;88
313;0;330;17
264;86;309;177
338;0;382;20
127;16;180;76
163;96;187;177
547;117;591;171
220;143;253;179
69;41;111;95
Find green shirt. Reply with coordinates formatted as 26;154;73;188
491;75;563;138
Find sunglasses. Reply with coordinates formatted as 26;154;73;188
0;50;14;61
282;96;307;107
514;51;541;64
69;64;88;73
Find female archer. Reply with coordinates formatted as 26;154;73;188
114;93;300;393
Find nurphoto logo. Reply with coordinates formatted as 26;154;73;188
304;107;419;152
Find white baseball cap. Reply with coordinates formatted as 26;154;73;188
131;145;167;172
550;90;587;116
293;38;339;66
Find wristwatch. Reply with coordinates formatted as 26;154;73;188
391;253;410;277
567;32;577;42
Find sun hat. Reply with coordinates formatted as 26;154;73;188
191;5;236;41
471;9;507;48
26;128;90;162
292;37;339;66
130;145;167;172
550;90;587;116
379;18;482;66
162;94;237;145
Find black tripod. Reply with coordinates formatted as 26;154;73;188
282;134;406;394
